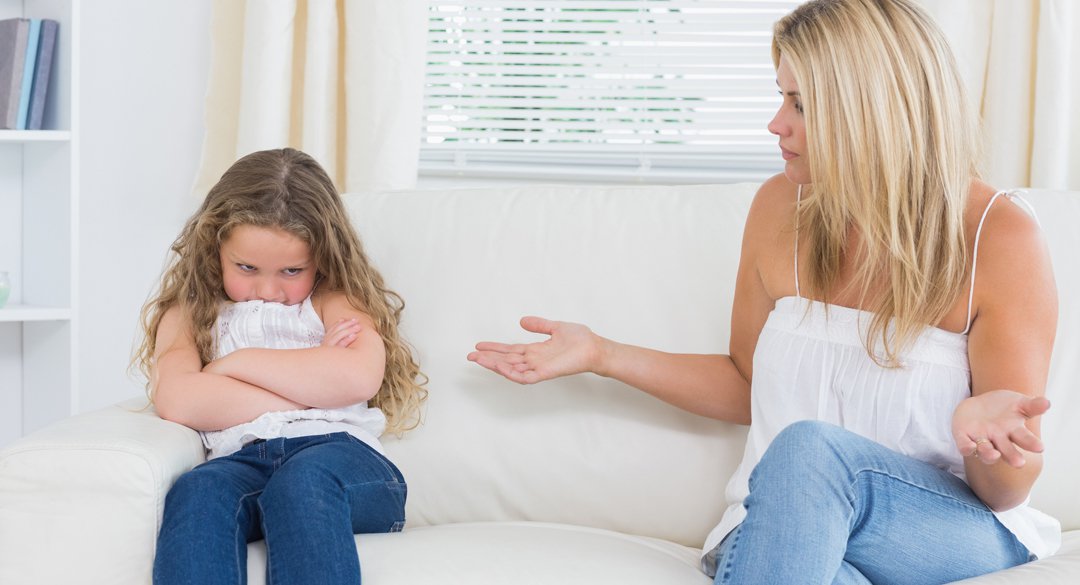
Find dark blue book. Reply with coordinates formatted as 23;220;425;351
16;19;41;130
27;20;58;130
0;18;30;129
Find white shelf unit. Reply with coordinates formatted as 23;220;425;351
0;0;79;447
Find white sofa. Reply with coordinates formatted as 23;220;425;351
1;182;1078;584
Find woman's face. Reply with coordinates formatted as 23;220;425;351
768;56;810;185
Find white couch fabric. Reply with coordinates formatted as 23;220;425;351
1;182;1077;584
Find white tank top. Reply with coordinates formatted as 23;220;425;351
701;189;1061;570
199;297;387;459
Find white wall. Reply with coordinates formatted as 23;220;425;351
78;1;213;412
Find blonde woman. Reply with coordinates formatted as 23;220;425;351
135;148;426;584
469;0;1059;582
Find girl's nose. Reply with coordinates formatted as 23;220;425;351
256;280;284;303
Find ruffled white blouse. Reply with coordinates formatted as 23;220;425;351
199;298;386;459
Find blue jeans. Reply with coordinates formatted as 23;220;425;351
153;432;406;585
712;421;1032;585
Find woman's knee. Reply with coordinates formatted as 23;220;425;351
749;421;852;488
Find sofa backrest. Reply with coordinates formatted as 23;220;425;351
344;183;1080;548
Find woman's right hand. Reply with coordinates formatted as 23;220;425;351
468;316;607;384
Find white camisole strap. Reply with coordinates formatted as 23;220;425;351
794;184;802;297
792;185;1040;336
961;189;1041;335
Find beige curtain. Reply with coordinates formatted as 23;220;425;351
923;0;1080;190
193;0;429;197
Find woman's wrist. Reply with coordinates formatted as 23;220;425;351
592;334;618;379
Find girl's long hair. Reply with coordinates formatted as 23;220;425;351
774;0;980;365
133;148;427;433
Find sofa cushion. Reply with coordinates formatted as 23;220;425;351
345;183;758;548
246;521;711;585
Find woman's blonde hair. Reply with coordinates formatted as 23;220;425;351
134;148;427;433
773;0;980;365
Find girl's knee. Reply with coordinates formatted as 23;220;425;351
167;468;224;504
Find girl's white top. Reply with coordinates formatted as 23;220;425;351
701;191;1061;572
199;297;387;459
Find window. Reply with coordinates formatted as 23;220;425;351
422;0;800;183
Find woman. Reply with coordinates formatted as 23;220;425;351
468;1;1060;583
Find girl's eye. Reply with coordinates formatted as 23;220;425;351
795;102;804;114
283;268;303;276
238;264;255;272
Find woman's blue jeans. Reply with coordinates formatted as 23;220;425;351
713;421;1031;585
153;432;406;585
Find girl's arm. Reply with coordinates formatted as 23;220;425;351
152;305;307;431
467;176;792;424
952;197;1057;512
202;291;386;409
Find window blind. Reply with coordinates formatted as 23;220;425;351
422;0;801;182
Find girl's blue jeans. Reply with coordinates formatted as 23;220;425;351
712;421;1032;585
153;432;406;585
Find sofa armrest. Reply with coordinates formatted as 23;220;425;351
0;398;204;585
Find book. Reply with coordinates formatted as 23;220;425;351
0;18;30;129
27;20;59;130
16;19;42;130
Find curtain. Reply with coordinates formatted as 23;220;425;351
193;0;429;197
924;0;1080;190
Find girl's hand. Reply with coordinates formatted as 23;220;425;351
952;390;1050;468
468;316;606;384
322;318;362;348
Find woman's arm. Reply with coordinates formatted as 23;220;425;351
468;176;793;424
152;305;307;431
202;291;386;409
953;196;1057;512
471;316;753;423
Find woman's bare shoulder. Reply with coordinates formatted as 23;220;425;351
746;174;799;224
966;180;1044;248
966;179;1054;312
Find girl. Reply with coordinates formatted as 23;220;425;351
469;1;1060;583
135;147;427;585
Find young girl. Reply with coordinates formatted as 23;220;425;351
470;1;1059;583
134;147;426;585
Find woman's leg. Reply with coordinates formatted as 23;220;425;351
153;446;272;585
714;421;1031;585
258;433;407;585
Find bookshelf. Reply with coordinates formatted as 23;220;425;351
0;0;78;446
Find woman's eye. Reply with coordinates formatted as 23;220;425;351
795;102;803;114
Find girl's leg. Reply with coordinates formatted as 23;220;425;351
714;421;1031;585
258;433;406;585
153;446;273;585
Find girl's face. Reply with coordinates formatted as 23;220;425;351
219;225;318;305
768;55;810;185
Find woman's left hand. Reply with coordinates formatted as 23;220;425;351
952;390;1050;468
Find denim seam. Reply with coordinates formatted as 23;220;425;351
717;524;743;585
850;468;991;514
234;489;262;585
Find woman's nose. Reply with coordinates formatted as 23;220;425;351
767;109;787;137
